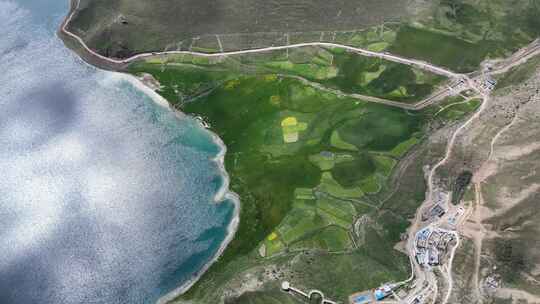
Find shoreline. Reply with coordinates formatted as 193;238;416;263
109;73;172;110
104;60;242;304
57;0;129;71
157;129;241;304
59;1;241;303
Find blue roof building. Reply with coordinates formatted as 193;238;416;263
374;290;385;301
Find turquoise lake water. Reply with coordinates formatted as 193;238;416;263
0;1;235;303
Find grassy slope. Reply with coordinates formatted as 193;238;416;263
68;0;411;57
495;55;540;89
389;0;540;73
389;25;494;73
70;0;540;75
178;76;415;302
176;73;422;256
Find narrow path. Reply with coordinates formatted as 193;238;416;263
471;183;485;303
487;109;522;161
216;35;224;52
442;231;460;304
433;96;480;117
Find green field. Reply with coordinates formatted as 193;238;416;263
273;196;355;252
130;45;447;106
286;228;410;299
231;288;305;304
128;47;482;303
257;47;446;103
388;25;494;73
423;96;482;122
324;49;446;103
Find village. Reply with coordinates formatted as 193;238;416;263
414;227;457;268
280;191;465;304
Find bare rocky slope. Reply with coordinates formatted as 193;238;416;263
444;56;540;304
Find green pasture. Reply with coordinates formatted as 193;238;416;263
129;66;434;263
127;47;479;300
268;194;356;255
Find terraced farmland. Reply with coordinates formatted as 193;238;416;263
127;47;482;303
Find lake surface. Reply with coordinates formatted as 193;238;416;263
0;1;235;303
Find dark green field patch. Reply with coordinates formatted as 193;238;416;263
337;105;425;151
323;51;445;102
297;225;351;252
367;64;415;94
331;153;376;188
128;62;236;103
435;98;481;121
389;25;492;73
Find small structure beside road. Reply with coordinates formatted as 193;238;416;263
281;281;337;304
349;291;373;304
348;283;399;303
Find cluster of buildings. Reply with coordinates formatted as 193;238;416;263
421;192;448;222
414;227;455;267
449;78;468;94
484;275;500;292
482;77;497;92
447;207;464;227
473;75;497;92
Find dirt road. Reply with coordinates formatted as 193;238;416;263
61;0;461;78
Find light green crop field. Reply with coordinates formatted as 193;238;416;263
389;137;420;158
